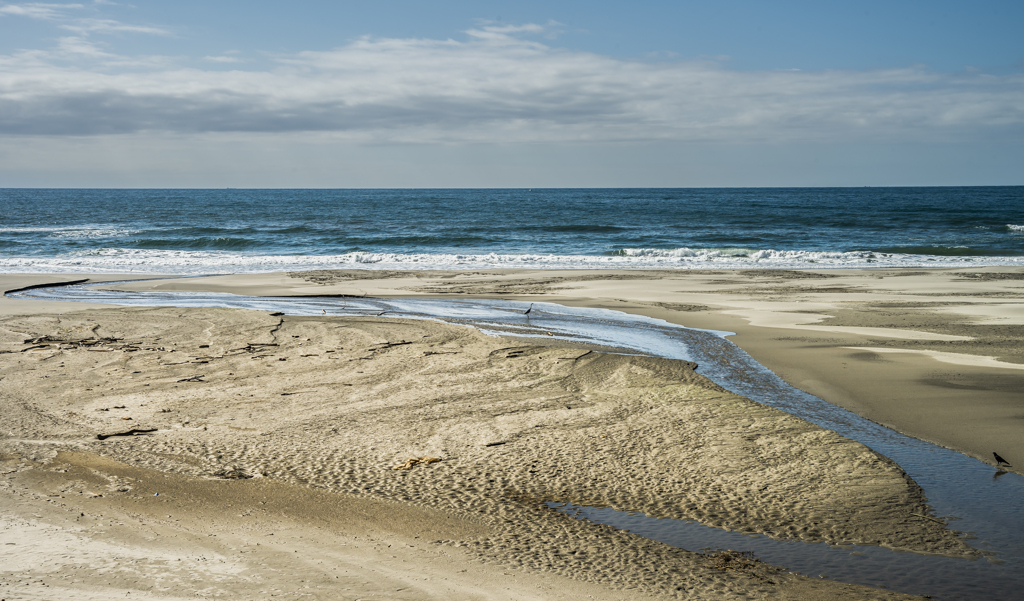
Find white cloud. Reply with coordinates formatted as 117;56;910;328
466;22;545;38
0;24;1021;143
0;2;167;36
59;17;168;35
465;20;562;42
202;55;244;64
0;35;173;68
55;35;113;57
0;2;82;19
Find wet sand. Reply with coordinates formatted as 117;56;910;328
3;267;1021;599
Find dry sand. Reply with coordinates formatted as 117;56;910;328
272;267;1024;470
2;267;1020;600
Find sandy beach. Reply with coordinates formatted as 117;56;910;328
2;267;1021;599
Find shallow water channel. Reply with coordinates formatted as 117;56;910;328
11;280;1024;600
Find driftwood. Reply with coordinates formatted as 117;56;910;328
96;428;157;441
24;336;122;346
177;375;206;383
557;351;593;361
20;336;148;355
392;456;441;470
369;340;414;351
213;467;257;479
700;550;775;584
223;342;280;358
489;346;529;356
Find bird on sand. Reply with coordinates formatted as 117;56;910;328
376;310;387;316
993;452;1011;467
523;303;534;316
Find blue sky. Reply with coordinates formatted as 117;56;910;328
1;0;1022;187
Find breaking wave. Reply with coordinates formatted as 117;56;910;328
0;247;1021;274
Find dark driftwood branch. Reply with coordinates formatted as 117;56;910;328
4;278;90;297
369;341;414;351
557;351;593;361
97;428;157;440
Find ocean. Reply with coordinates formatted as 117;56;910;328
1;187;1022;273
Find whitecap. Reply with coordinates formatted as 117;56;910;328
0;226;66;233
49;228;141;239
1;247;1023;274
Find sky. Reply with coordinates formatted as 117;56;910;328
0;0;1022;187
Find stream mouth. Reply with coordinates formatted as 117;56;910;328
10;279;1024;600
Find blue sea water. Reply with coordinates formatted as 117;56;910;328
1;187;1023;273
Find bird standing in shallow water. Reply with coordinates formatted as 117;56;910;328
524;303;533;316
994;452;1011;467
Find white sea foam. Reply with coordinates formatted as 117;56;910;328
0;247;1022;274
1007;224;1024;232
0;227;68;233
49;228;141;239
0;226;140;238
